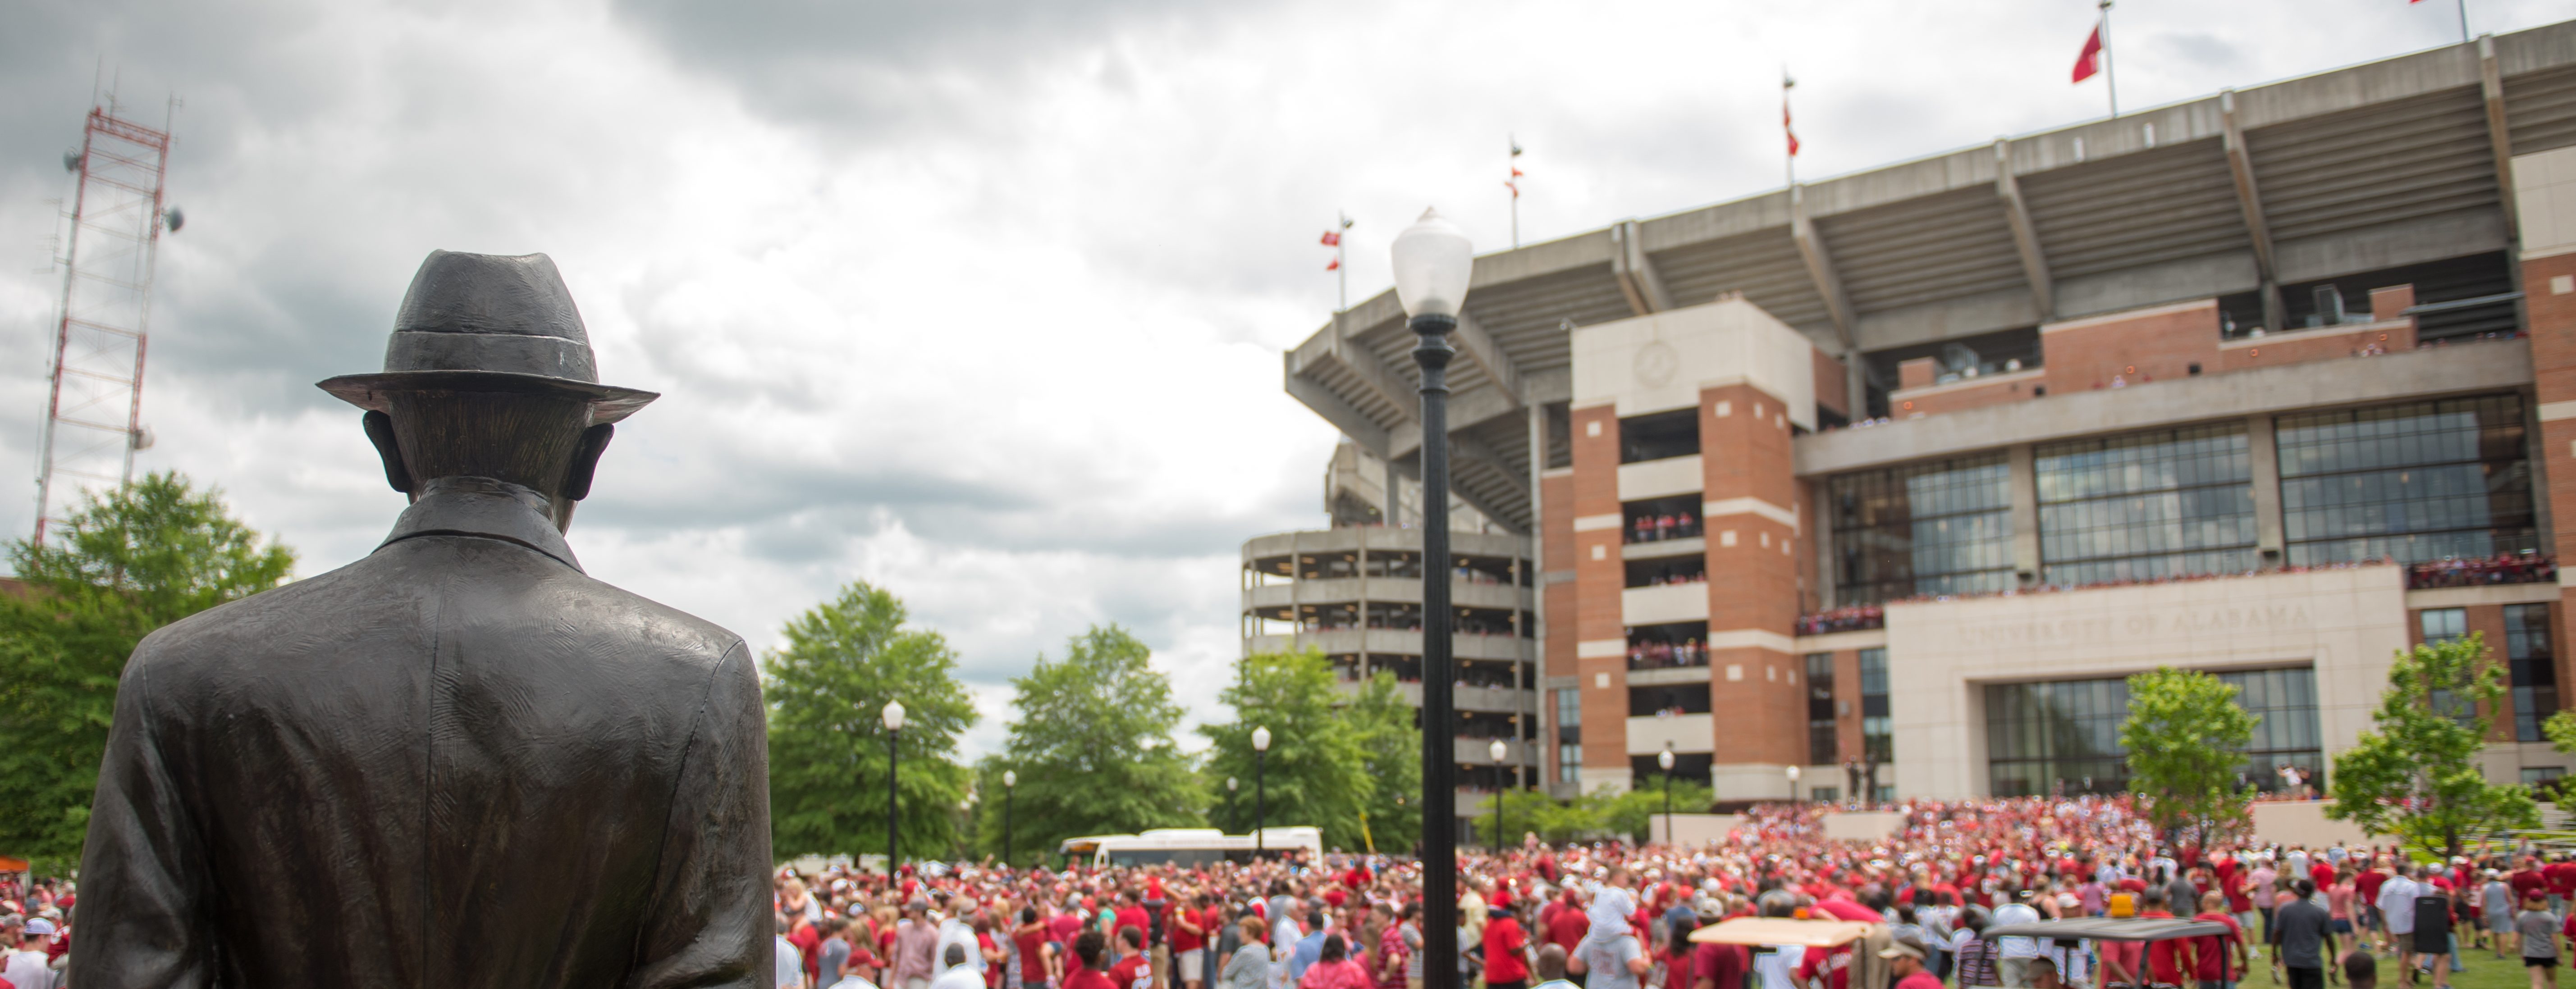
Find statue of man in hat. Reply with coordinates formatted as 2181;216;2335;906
71;251;771;988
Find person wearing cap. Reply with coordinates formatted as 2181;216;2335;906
7;916;57;989
70;251;770;989
1883;935;1941;989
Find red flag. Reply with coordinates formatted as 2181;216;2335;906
1784;101;1799;157
2073;23;2105;83
1320;231;1341;247
1505;180;1520;199
1325;257;1341;271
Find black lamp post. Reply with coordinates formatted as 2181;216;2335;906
1488;737;1509;851
1393;206;1474;989
882;699;905;875
1252;726;1271;859
1658;746;1675;845
1002;769;1016;866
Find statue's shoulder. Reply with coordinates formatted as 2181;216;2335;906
125;547;748;685
549;566;748;668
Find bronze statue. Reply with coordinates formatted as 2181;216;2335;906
72;251;772;988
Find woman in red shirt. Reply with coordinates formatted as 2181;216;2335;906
1301;935;1376;989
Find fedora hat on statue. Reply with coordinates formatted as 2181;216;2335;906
317;250;657;423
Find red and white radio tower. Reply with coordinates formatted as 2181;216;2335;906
33;100;177;547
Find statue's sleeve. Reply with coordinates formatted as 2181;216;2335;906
72;647;215;989
624;643;773;989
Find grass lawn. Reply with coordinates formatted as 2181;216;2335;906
2246;942;2560;989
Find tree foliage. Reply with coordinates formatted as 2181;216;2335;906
1200;649;1370;850
2120;666;2258;843
1346;671;1422;852
764;582;976;862
2328;633;2539;858
979;625;1202;865
1471;781;1714;846
0;474;295;871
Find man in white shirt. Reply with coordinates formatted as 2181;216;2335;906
1992;897;2043;988
932;945;988;989
4;918;57;989
2379;867;2424;976
936;913;984;979
777;914;807;989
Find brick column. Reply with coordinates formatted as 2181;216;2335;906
1569;403;1630;792
1700;383;1806;801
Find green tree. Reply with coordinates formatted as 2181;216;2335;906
1347;671;1422;852
0;474;295;871
1598;779;1714;844
2328;633;2540;858
764;582;976;863
2121;666;2258;844
1475;788;1598;846
1200;649;1369;851
979;625;1201;863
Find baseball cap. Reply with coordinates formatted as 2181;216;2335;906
1877;937;1926;962
23;919;55;937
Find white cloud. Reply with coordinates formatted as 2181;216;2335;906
1;0;2561;760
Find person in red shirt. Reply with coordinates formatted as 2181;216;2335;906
1693;930;1749;989
2192;892;2248;988
1064;931;1115;989
788;912;825;985
1795;939;1851;989
2358;862;2392;952
2549;858;2576;912
1015;907;1057;989
1883;937;1942;989
1113;891;1151;950
2143;890;2201;988
1546;891;1589;952
1107;927;1152;989
1484;903;1530;989
1171;891;1210;989
2513;858;2551;907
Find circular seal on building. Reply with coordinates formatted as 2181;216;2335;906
1634;341;1679;387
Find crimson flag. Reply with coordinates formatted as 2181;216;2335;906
2073;23;2105;83
1320;231;1341;247
1784;102;1799;157
1325;257;1341;271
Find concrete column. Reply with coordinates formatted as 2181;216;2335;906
2008;444;2040;584
1812;480;1838;609
1386;458;1405;527
2248;415;2285;565
1527;402;1547;688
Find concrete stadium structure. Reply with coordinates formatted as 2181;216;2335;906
1254;21;2576;811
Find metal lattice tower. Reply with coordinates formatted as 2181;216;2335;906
34;103;173;546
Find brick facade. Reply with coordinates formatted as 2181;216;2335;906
2042;300;2220;394
1569;403;1629;770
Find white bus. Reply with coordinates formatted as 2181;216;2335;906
1057;827;1323;868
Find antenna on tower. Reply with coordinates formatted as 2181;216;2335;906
33;97;177;546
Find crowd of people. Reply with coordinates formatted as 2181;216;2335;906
1803;558;2408;631
1796;606;1885;636
0;878;74;989
1632;513;1703;544
757;795;2576;989
2404;554;2558;590
1628;638;1708;670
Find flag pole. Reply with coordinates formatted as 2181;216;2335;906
2100;0;2118;118
1337;212;1351;312
2456;0;2470;44
1783;69;1796;187
1507;136;1524;249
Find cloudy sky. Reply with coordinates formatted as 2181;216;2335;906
2;0;2556;757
